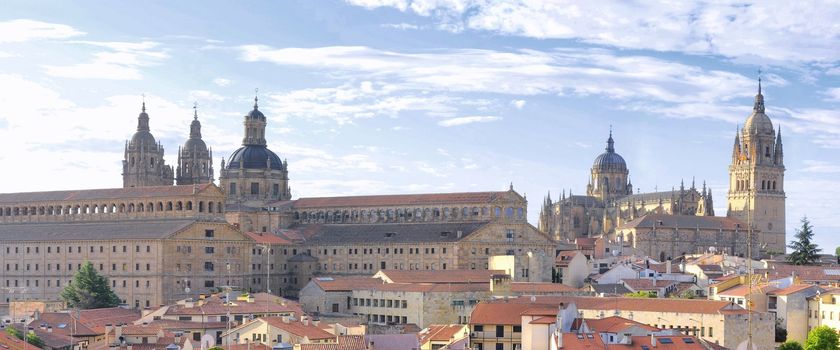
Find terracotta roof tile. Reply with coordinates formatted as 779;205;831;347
311;276;385;292
582;316;658;333
618;213;747;231
261;317;335;340
244;232;292;245
419;325;466;344
770;284;819;296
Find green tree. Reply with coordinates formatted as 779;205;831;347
25;333;44;348
779;341;804;350
787;217;821;265
805;325;839;350
60;261;121;309
5;326;22;339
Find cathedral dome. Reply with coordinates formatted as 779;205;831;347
744;79;774;136
592;132;627;171
182;138;208;152
226;145;283;170
130;130;157;147
247;96;265;120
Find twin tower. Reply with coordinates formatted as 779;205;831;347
121;97;292;206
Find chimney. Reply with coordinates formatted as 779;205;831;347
666;260;672;274
651;334;657;347
47;326;53;333
40;323;46;330
302;316;309;326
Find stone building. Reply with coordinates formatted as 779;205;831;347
176;105;214;185
727;79;786;253
220;96;291;217
540;82;785;257
122;102;174;188
0;184;255;306
538;132;713;242
611;213;757;260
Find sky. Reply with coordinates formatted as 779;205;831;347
0;0;839;251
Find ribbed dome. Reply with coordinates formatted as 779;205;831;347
592;132;627;171
226;145;282;170
130;130;157;147
183;138;208;152
247;108;265;120
744;111;774;136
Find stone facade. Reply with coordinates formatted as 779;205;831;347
0;184;255;306
122;102;174;188
727;80;786;254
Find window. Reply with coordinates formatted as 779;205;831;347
229;182;236;195
204;262;214;271
205;280;215;287
205;229;214;238
272;184;279;196
205;247;214;254
250;182;260;195
506;229;514;242
496;325;504;337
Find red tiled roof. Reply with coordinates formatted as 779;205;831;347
717;284;778;297
582;316;658;333
164;293;302;316
78;307;142;334
261;317;336;340
471;296;748;325
0;332;25;350
770;284;818;296
311;276;385;292
376;269;505;284
762;264;840;283
358;282;491;293
290;191;511;209
0;184;217;204
419;325;466;344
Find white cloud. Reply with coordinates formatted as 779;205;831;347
437;115;501;127
0;19;84;43
800;160;840;174
238;45;757;104
189;90;227;102
43;41;168;80
381;23;420;30
346;0;840;63
213;78;231;87
823;87;840;102
511;99;526;109
265;83;459;124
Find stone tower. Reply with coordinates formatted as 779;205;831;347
586;130;632;201
219;96;291;209
727;79;786;253
122;102;174;187
176;105;214;185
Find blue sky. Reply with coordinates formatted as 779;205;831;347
1;0;839;251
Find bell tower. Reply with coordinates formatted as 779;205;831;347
727;78;786;253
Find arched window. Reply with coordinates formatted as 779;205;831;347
517;207;524;218
217;202;223;213
157;202;164;211
505;207;514;218
208;202;214;213
148;203;154;212
773;181;777;190
494;207;502;217
462;207;469;217
166;202;173;211
118;204;125;213
138;203;144;212
176;201;183;211
186;201;193;210
127;204;134;213
198;201;205;213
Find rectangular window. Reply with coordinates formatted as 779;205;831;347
205;247;215;254
250;182;260;195
204;280;215;287
272;184;279;196
229;182;237;195
204;262;214;271
205;229;214;238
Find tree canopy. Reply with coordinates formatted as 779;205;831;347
805;325;839;350
60;261;121;309
787;217;821;265
779;340;804;350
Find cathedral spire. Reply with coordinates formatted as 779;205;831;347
753;73;765;113
137;101;150;132
606;126;615;153
774;126;784;165
190;102;202;140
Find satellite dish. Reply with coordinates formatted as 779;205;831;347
200;334;215;350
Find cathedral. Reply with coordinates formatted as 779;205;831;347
538;79;786;256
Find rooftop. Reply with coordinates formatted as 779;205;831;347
618;213;747;231
0;184;216;204
375;269;506;284
286;191;516;209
